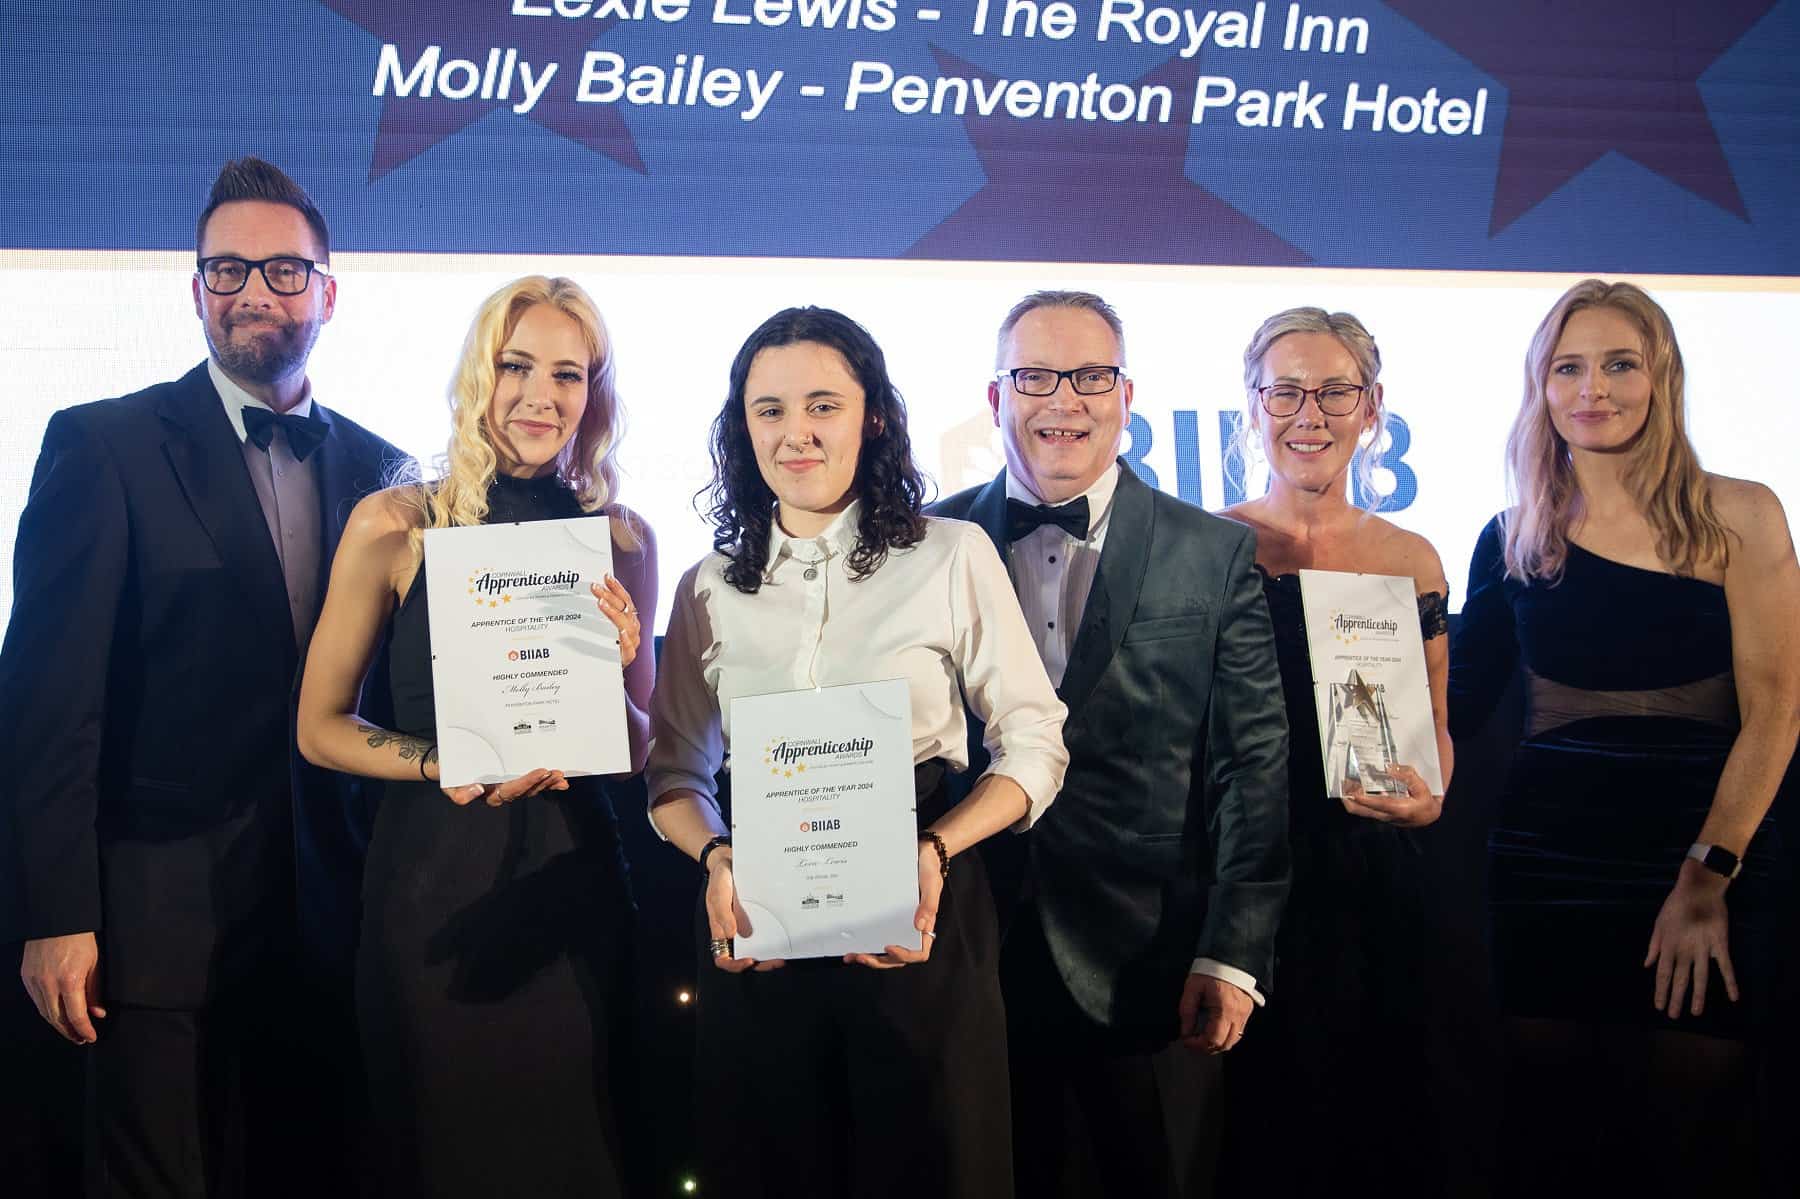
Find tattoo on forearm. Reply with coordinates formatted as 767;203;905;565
366;729;433;762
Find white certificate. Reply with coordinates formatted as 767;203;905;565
423;516;629;786
1299;570;1444;799
727;680;921;961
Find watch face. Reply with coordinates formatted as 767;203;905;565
1699;845;1741;878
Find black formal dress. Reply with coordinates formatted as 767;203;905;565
1221;569;1460;1197
358;473;634;1197
1451;517;1785;1037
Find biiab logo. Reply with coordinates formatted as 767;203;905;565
797;818;842;833
506;647;551;661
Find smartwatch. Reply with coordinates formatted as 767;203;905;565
1686;842;1742;880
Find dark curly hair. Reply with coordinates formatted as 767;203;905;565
705;307;929;594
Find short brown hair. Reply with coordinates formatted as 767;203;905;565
195;158;331;261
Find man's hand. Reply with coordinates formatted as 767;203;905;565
1179;972;1253;1055
20;932;105;1045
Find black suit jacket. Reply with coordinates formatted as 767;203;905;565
931;464;1290;1041
0;362;406;1007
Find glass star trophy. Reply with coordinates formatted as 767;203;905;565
1323;668;1402;795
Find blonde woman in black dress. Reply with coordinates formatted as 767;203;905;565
298;276;654;1196
1450;279;1800;1193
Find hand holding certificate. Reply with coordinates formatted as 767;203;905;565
424;516;631;786
1299;570;1444;802
725;680;922;961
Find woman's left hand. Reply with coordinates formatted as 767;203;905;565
591;575;643;668
1646;859;1738;1019
846;842;944;969
1342;764;1442;827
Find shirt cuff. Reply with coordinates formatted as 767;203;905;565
644;773;718;842
1191;957;1265;1007
980;764;1058;830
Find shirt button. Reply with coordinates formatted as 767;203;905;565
1047;621;1055;630
1048;555;1057;564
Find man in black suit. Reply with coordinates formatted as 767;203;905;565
0;158;405;1196
931;290;1290;1198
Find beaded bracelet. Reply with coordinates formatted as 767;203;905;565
919;830;950;880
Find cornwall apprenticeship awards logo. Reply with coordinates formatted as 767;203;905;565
466;564;581;609
1328;609;1400;646
761;735;874;779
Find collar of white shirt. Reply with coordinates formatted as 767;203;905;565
767;498;863;570
1003;461;1122;542
208;358;315;445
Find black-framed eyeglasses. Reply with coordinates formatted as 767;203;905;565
1257;382;1367;417
997;365;1124;397
196;256;330;296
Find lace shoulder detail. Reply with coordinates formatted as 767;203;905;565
1417;590;1449;640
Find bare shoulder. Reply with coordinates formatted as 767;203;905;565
346;485;426;538
337;486;425;576
1708;474;1795;564
1358;512;1449;591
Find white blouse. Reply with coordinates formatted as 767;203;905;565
646;503;1068;833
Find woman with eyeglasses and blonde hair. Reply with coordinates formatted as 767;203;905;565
298;276;655;1196
1214;306;1469;1197
1450;279;1800;1192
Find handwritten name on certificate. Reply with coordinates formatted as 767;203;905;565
728;680;921;961
423;516;629;786
1299;570;1443;799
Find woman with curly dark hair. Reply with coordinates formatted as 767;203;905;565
647;306;1069;1198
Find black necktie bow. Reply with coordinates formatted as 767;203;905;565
242;405;328;462
1006;496;1090;542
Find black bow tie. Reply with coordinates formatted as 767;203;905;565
241;405;328;462
1006;496;1090;542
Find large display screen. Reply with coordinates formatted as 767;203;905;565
4;1;1798;632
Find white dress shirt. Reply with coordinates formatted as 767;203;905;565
646;502;1069;834
1005;465;1264;1005
209;359;323;646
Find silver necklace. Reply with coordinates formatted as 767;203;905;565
764;544;835;583
793;548;832;581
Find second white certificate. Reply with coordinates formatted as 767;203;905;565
1298;569;1444;799
728;679;921;961
423;516;629;785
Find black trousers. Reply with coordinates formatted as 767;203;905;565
695;765;1012;1199
1002;906;1224;1199
84;951;360;1199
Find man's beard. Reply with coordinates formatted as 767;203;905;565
207;311;322;385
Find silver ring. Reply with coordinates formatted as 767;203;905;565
923;930;937;939
709;938;731;957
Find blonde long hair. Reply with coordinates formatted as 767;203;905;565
405;276;637;555
1502;279;1727;582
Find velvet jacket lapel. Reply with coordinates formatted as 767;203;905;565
1056;463;1152;714
156;362;296;660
